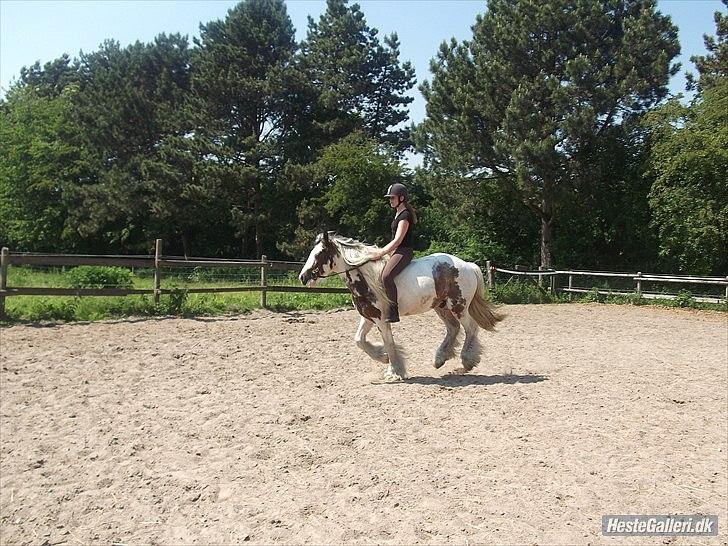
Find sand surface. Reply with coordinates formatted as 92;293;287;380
1;304;726;544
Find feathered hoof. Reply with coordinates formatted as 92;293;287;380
382;370;405;382
435;346;457;369
461;359;479;372
445;367;470;376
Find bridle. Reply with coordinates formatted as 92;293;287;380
308;231;376;280
313;259;374;279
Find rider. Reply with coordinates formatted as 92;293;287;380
373;183;417;323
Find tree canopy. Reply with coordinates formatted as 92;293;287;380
301;0;416;150
646;79;728;274
415;0;680;268
1;0;724;278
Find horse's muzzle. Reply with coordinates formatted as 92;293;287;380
299;270;312;286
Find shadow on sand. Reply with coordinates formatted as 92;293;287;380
401;373;548;387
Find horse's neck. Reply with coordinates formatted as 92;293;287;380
339;257;389;306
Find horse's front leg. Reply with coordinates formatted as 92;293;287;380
376;320;407;381
354;316;388;364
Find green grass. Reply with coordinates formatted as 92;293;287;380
490;280;568;304
1;267;724;325
488;280;726;311
2;266;352;324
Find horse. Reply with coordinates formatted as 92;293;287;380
299;232;504;381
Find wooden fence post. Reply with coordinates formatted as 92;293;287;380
1;247;8;319
636;272;642;298
485;261;493;290
550;273;556;296
260;255;268;308
725;276;728;303
154;239;162;305
568;274;573;302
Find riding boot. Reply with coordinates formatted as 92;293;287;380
385;304;400;323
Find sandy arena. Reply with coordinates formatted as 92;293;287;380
1;303;726;544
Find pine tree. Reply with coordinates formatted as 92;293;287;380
301;0;416;150
415;0;679;269
67;34;193;252
687;0;727;93
17;54;79;98
189;0;307;257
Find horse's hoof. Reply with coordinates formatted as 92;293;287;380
461;360;479;372
434;358;446;369
382;371;404;382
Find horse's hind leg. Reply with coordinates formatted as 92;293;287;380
355;316;388;364
433;308;460;369
458;314;482;371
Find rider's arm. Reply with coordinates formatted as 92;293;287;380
375;220;409;259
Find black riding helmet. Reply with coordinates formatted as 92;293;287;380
384;183;408;201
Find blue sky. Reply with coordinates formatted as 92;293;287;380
1;0;725;125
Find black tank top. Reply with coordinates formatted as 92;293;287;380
391;209;415;249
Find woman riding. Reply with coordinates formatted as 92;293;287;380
372;183;417;323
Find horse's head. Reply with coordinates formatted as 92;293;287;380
299;231;340;286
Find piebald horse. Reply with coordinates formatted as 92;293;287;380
299;232;504;381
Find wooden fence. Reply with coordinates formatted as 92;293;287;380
0;240;349;318
485;261;728;304
2;243;726;318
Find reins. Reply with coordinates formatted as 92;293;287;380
315;258;375;279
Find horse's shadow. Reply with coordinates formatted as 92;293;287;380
401;373;548;387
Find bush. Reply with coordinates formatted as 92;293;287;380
23;299;78;322
581;287;605;303
66;266;134;289
674;290;697;308
164;288;188;315
490;280;562;304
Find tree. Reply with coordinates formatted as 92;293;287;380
686;0;727;93
17;54;79;98
415;0;679;269
415;168;539;267
302;0;416;150
189;0;310;258
552;125;658;270
0;85;80;251
645;6;728;275
67;34;193;252
280;132;408;258
645;79;728;275
317;133;407;243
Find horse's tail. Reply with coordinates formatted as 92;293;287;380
469;264;505;331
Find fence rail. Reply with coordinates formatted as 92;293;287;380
0;241;352;318
486;261;728;304
1;244;726;319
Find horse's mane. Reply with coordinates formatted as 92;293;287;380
318;233;392;306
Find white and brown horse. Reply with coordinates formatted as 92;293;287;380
299;232;504;381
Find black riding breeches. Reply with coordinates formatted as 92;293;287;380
382;247;413;309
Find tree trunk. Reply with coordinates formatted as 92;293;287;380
540;193;554;270
181;232;190;260
253;181;263;259
255;222;262;260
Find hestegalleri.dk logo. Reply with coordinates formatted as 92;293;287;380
602;515;718;536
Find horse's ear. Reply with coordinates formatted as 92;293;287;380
322;230;329;243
